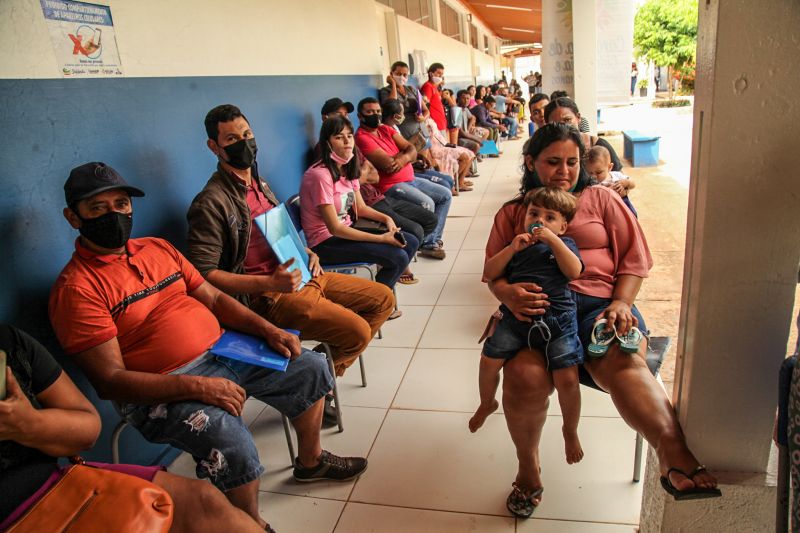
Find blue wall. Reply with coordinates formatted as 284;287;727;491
0;73;379;463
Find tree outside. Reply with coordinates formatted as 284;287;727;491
633;0;698;100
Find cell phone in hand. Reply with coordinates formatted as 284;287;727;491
394;232;407;246
0;350;6;400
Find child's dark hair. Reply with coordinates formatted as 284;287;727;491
523;187;578;223
586;145;611;164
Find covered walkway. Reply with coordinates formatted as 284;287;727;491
169;128;692;531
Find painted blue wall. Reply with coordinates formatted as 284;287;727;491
0;73;379;463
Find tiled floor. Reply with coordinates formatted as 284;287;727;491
169;136;659;532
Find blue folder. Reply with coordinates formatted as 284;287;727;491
254;204;312;289
210;329;300;372
478;139;500;155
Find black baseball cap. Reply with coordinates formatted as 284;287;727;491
321;97;354;116
64;162;145;206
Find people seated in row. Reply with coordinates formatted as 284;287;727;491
452;90;488;154
358;158;436;285
491;85;522;140
586;145;637;216
424;116;475;194
187;105;394;380
48;162;369;528
355;97;451;260
544;96;623;171
300;115;418;289
471;95;506;145
0;324;267;533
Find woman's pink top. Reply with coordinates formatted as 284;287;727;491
485;186;653;299
300;163;359;248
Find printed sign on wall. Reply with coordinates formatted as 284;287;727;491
40;0;123;77
541;0;574;96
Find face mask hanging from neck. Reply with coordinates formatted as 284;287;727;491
329;146;354;165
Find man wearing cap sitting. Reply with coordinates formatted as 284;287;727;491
187;104;395;389
49;162;369;529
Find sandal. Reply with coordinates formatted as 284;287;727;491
462;179;474;187
458;185;474;192
660;466;722;501
398;273;419;285
506;482;543;518
387;309;403;320
588;319;616;357
616;326;643;353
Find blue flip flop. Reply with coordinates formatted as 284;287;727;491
616;326;643;353
588;319;616;357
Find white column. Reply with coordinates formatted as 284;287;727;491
571;1;597;133
595;0;635;105
640;0;800;529
541;0;574;97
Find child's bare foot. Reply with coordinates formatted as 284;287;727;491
563;428;584;464
469;399;499;432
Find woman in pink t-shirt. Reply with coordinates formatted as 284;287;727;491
300;116;419;289
485;123;720;517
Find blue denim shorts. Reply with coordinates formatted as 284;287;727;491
483;308;583;370
117;348;332;491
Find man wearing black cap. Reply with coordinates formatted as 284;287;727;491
49;162;369;528
320;97;354;122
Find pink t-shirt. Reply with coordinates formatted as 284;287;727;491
485;186;653;298
300;163;360;248
355;125;415;193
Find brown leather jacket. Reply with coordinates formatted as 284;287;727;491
186;164;279;305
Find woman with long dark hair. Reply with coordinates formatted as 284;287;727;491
300;116;418;289
484;123;720;518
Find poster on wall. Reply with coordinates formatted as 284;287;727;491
39;0;123;77
541;0;574;96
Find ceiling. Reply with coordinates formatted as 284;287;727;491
461;0;542;44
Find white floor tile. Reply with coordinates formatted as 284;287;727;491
336;502;515;533
395;273;448;305
338;347;414;409
260;492;344;533
409;251;456;275
437;274;497;306
255;406;387;500
440;229;466;251
447;199;482;218
351;410;642;523
418;305;497;349
461;227;492;250
393;348;488;413
440;216;472;231
371;305;433;348
450;249;486;275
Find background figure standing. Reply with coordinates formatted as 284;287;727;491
630;62;638;96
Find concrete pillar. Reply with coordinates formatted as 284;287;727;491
595;0;635;105
640;0;800;530
541;0;574;97
571;1;597;133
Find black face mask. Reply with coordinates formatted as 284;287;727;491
222;137;258;170
361;114;381;129
78;211;133;249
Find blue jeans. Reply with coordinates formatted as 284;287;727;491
117;349;332;491
313;231;419;288
502;116;518;138
384;179;451;247
414;169;454;190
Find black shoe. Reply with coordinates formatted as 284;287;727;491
293;450;368;482
322;394;338;428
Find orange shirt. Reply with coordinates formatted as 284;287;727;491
49;237;222;374
485;186;652;298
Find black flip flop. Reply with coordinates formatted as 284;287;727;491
660;466;722;501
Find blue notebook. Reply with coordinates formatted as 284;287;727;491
478;139;500;155
254;204;312;289
210;329;299;372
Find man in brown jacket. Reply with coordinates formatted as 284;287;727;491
186;105;394;398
